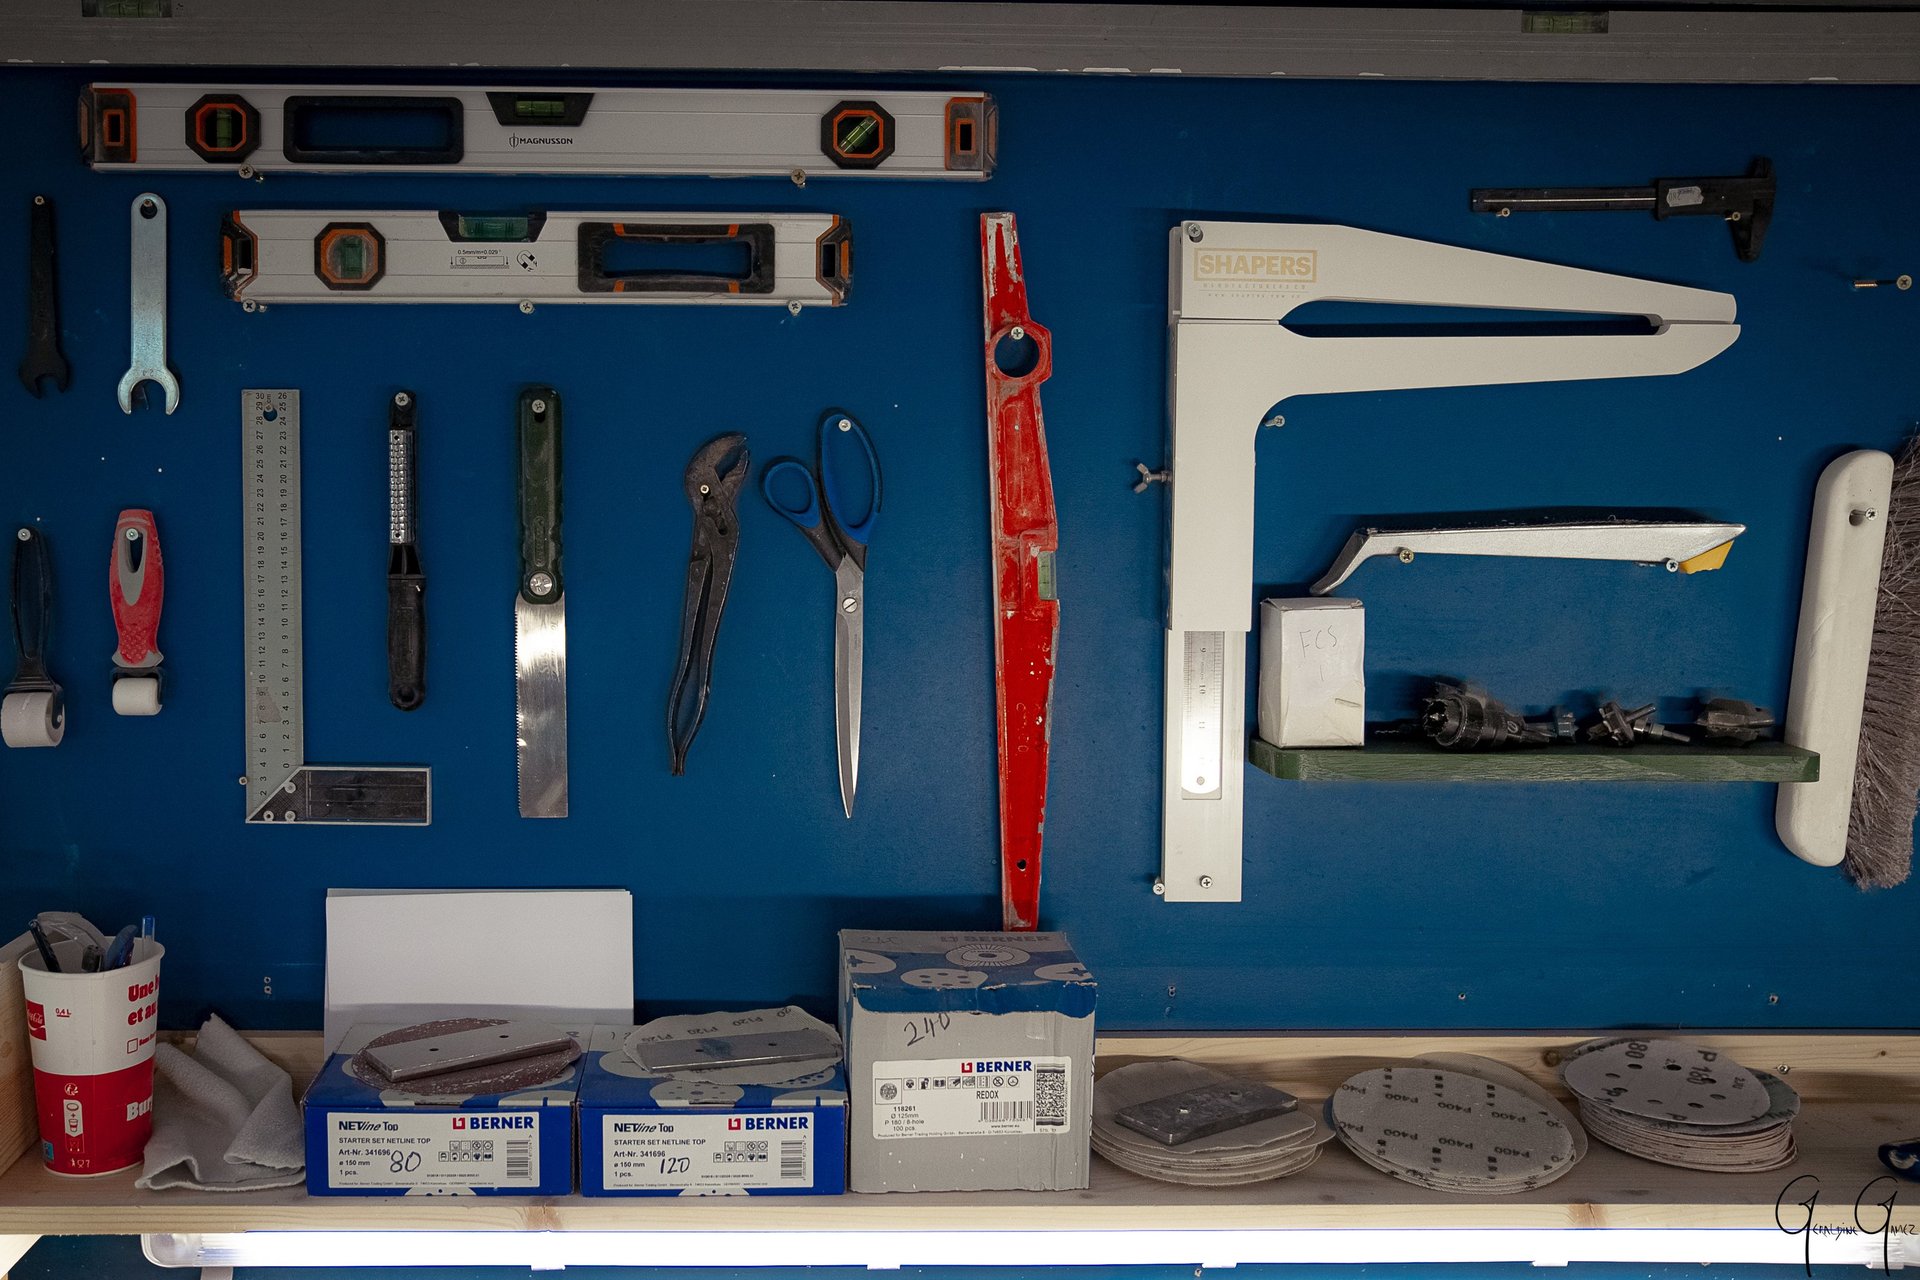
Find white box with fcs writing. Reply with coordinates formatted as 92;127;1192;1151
839;930;1095;1193
1258;597;1365;747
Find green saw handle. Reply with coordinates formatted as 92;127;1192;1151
517;386;563;604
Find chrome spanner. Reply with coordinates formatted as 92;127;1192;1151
118;193;179;415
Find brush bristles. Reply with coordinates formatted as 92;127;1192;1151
1847;434;1920;889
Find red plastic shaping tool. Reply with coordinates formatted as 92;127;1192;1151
981;212;1058;932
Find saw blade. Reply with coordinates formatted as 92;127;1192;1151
515;595;568;817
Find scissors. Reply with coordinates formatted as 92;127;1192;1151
763;410;882;817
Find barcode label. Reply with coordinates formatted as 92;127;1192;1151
1035;1067;1067;1127
505;1139;532;1181
872;1056;1074;1139
780;1140;806;1179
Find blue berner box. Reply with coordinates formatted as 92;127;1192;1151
302;1035;581;1197
577;1025;848;1196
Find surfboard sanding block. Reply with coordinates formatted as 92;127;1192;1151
363;1020;575;1083
1116;1078;1298;1146
346;1018;581;1096
630;1023;840;1074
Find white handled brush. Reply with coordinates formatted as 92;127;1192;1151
1778;443;1920;887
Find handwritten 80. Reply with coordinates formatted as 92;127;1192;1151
1775;1175;1917;1274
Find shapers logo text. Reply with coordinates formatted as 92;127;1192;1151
1194;249;1317;284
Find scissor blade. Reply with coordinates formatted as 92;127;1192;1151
834;560;863;818
515;595;569;818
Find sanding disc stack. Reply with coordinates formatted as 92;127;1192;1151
1092;1059;1331;1186
1329;1054;1586;1194
1558;1037;1799;1172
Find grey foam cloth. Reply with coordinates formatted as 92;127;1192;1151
137;1014;305;1192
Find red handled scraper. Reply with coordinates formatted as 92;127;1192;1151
110;509;164;715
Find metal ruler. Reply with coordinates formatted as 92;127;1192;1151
82;84;993;180
1178;631;1224;800
242;389;431;825
222;210;849;309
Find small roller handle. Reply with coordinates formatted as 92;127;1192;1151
12;527;53;681
517;387;563;604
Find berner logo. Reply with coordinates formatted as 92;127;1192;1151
509;135;575;148
1194;249;1317;283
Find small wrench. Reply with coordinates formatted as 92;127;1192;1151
19;196;70;397
118;193;180;415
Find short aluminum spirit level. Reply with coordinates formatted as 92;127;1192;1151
82;84;994;179
1159;221;1741;904
221;209;850;308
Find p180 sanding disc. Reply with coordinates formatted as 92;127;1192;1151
1560;1038;1769;1126
1559;1037;1800;1172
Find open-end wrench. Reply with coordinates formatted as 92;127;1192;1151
117;193;179;415
19;196;70;397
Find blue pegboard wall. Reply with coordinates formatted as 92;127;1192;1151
1;69;1916;1034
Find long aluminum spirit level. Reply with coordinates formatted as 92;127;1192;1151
82;84;994;179
1160;221;1741;904
221;210;849;308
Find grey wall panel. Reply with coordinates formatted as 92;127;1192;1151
4;1;1920;83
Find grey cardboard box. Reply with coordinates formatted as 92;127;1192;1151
838;930;1095;1193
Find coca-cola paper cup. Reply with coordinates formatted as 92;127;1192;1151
19;938;163;1176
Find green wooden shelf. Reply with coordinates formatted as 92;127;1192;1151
1250;738;1820;783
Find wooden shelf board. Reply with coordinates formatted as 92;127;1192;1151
0;1102;1909;1234
1;1033;1913;1240
1251;739;1819;783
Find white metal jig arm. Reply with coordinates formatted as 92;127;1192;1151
1159;221;1741;904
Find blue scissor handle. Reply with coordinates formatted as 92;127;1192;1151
763;457;846;571
762;458;824;531
817;410;881;559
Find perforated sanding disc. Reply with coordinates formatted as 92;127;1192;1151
1331;1066;1575;1192
1561;1038;1768;1126
1410;1053;1589;1162
348;1018;581;1096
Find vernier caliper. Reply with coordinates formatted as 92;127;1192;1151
1158;221;1740;904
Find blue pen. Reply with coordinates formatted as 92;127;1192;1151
141;915;155;941
102;925;138;971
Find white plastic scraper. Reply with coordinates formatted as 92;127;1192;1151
1159;222;1741;903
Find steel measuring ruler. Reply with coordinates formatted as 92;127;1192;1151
1179;631;1225;800
243;388;431;825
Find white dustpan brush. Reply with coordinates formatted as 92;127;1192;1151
1778;439;1920;888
